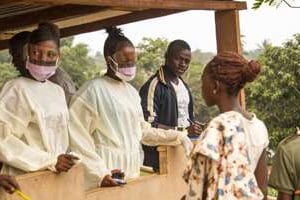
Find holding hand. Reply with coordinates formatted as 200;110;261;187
100;175;119;187
187;120;204;138
55;154;79;173
0;174;20;194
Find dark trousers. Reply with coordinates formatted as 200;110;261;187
142;144;159;172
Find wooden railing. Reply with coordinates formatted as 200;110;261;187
1;145;188;200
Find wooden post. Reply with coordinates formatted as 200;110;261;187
215;10;246;110
157;146;168;174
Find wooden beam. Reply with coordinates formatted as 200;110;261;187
60;9;181;38
215;10;242;53
0;9;180;51
0;5;107;32
56;10;130;30
215;10;245;109
19;0;247;10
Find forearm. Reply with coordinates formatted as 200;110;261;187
277;192;293;200
141;121;186;146
254;150;268;199
0;136;57;172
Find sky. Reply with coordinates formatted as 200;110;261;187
74;0;300;54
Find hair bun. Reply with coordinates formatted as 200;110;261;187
242;60;261;83
105;26;124;37
38;22;60;38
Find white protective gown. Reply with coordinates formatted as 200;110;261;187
69;76;187;189
0;77;69;175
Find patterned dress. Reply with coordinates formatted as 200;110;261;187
183;111;268;200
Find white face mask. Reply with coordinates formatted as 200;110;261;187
108;56;136;82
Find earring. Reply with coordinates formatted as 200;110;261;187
213;89;217;94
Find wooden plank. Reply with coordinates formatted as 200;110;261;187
0;9;180;51
0;9;130;41
215;10;242;53
157;146;168;174
86;146;188;200
56;10;130;30
0;146;188;200
0;4;107;32
215;10;245;109
60;9;181;38
1;164;85;200
19;0;247;10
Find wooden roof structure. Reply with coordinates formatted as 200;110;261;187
0;0;247;53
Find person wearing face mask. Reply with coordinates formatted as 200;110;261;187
0;22;78;179
68;27;193;190
8;31;76;105
139;40;202;172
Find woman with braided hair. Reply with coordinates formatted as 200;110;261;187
183;52;269;200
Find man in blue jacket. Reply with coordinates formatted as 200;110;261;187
139;39;202;172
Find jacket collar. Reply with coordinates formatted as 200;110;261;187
157;65;167;85
157;65;186;86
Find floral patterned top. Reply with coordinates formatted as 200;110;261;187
183;111;268;200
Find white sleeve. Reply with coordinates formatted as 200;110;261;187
140;120;187;146
69;96;110;185
0;82;57;172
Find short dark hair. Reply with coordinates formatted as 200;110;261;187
29;22;60;48
103;26;133;57
165;39;191;59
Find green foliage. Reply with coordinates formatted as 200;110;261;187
268;187;278;197
0;50;19;89
0;62;19;89
136;37;168;73
252;0;276;9
59;39;102;88
246;34;300;150
131;37;169;90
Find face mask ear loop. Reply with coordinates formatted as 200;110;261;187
55;58;59;66
108;56;119;73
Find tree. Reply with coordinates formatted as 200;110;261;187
0;50;19;89
246;34;300;150
131;37;169;90
136;37;169;74
59;37;101;88
252;0;300;9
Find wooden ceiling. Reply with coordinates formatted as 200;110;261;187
0;0;247;50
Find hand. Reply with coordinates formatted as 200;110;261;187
100;175;119;187
180;136;193;156
0;174;20;194
187;121;203;137
55;154;79;173
111;169;125;179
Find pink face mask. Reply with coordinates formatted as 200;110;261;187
26;60;57;82
108;56;136;82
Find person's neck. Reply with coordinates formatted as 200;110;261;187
163;65;179;84
217;96;243;114
105;68;122;82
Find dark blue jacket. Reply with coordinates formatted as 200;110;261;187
139;65;195;171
